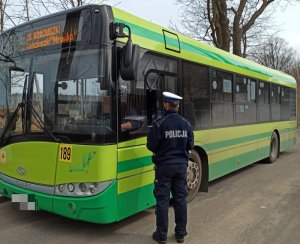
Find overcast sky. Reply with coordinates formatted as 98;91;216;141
105;0;300;53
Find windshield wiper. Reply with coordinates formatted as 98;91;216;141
0;70;27;146
26;100;60;143
0;102;25;146
0;52;15;64
0;100;60;146
0;70;60;145
28;72;59;142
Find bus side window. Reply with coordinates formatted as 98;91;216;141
102;96;110;114
182;61;210;129
146;89;159;125
139;51;178;126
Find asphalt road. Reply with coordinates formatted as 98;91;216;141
0;131;300;244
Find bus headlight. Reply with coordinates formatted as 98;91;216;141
67;183;75;192
90;187;95;194
79;183;87;192
55;180;114;197
58;184;65;193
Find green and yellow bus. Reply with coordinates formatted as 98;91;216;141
0;4;297;223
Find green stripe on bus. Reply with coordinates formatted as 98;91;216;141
117;156;153;173
209;146;269;181
117;165;154;179
114;17;235;64
205;132;270;151
118;170;154;194
117;125;295;167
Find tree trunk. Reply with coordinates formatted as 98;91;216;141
25;0;30;21
211;0;230;51
232;31;243;56
231;0;246;56
234;0;275;56
0;0;4;33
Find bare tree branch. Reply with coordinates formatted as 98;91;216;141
175;0;290;56
250;36;296;73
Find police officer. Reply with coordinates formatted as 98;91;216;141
147;91;194;244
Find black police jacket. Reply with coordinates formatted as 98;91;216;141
147;109;194;165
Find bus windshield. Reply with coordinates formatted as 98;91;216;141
0;45;115;145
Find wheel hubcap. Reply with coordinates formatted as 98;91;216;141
270;137;278;159
187;159;200;190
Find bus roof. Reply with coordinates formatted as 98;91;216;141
112;6;297;89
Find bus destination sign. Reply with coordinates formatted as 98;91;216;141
25;24;78;50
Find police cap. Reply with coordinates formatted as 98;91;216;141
163;91;183;104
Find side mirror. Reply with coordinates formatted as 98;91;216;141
58;81;68;90
120;40;140;81
9;66;24;72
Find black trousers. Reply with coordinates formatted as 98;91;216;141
154;164;188;240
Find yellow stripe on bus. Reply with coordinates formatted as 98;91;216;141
117;165;154;179
118;170;154;194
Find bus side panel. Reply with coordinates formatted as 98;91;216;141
279;128;290;151
117;174;155;221
117;145;155;221
208;150;235;181
234;143;258;170
203;121;296;182
289;126;297;147
279;122;297;151
257;139;270;160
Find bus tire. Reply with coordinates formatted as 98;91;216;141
267;132;279;163
187;149;202;202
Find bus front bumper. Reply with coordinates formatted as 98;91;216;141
0;179;118;224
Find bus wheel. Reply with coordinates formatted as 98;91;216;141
187;150;202;202
267;132;279;163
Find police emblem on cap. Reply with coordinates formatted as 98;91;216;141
163;92;182;104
